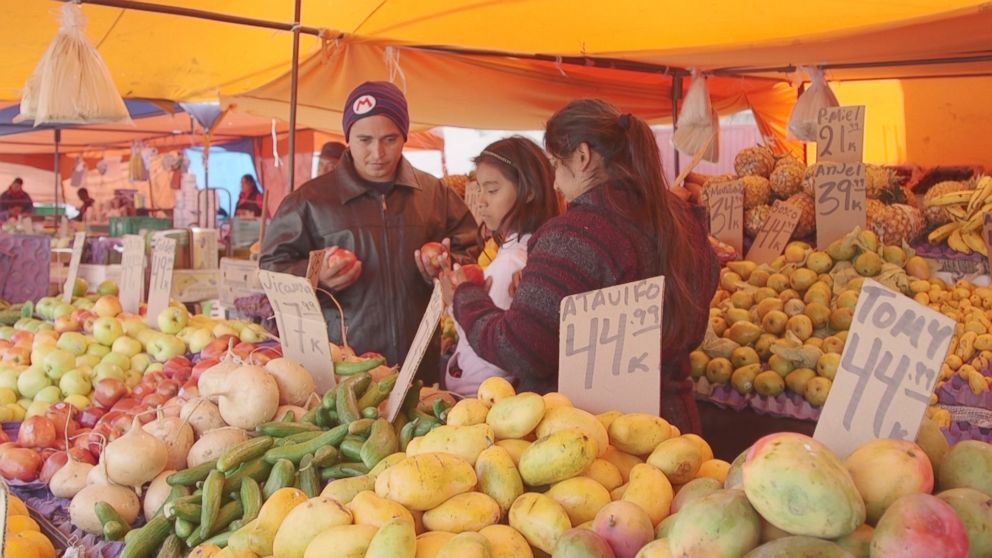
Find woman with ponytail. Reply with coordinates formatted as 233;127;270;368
444;99;718;433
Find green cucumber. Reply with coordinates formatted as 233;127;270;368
297;454;320;498
257;420;321;437
339;438;364;462
275;430;324;447
222;457;273;495
103;520;130;541
217;436;274;472
263;424;348;464
319;462;370;481
311;445;339;468
356;373;398;409
120;515;172;558
173;517;196;539
167;459;218;486
200;469;224;536
335;357;384;376
360;418;399;469
154;534;183;558
263;459;297;499
239;478;262;525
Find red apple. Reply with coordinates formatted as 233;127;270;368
78;407;106;429
40;450;68;483
163;356;193;376
111;398;140;415
155;379;180;398
326;248;359;276
0;430;8;444
192;358;218;382
46;402;79;440
18;416;57;448
142;393;168;409
161;397;183;417
11;331;33;346
0;447;43;481
71;427;92;454
38;447;57;463
69;446;97;465
232;341;257;361
420;242;447;268
249;347;279;365
0;340;11;351
178;381;199;399
460;264;486;286
54;314;82;333
201;336;238;360
93;378;128;408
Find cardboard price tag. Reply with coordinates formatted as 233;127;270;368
258;270;336;393
118;235;146;314
813;280;955;458
62;232;87;304
558;277;664;415
385;282;444;422
815;162;867;248
817;106;865;163
146;236;177;327
706;181;744;257
745;203;801;264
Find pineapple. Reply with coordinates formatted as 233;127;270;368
734;146;775;178
923;180;973;225
865;165;892;198
769;163;805;199
802;164;823;197
785;192;816;239
867;199;926;245
744;204;772;238
740;175;772;210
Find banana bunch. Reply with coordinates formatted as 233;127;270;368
927;176;992;256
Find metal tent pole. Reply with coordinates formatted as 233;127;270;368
54;129;61;224
286;0;302;194
671;75;683;177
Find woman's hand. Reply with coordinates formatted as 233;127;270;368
440;264;490;307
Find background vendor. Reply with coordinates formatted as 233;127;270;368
260;81;478;384
0;178;33;217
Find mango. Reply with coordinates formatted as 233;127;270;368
238;487;307;556
547;477;613;526
368;452;407;478
741;536;851;557
600;446;644;482
519;429;598;486
508;492;572;554
423;492;501;533
647;436;703;485
870;493;969;558
415;531;456;558
375;453;477;511
743;433;864;538
543;392;573;410
477;376;515;406
726;321;763;346
634;538;674;558
581;459;624;491
321;475;376;505
475;445;525;516
446;398;491;427
436;532;491;558
724;449;748;490
938;440;992;495
536;406;610;457
366;517;416;558
608;414;672;456
478;525;534;558
551;528;617;558
671;477;722;514
695;458;731;483
348;490;415;528
272;496;353;558
655;514;678;539
405;423;494;465
669;489;760;558
936;488;992;558
495;439;531;465
592;500;654;558
486;392;545;439
622;463;673;526
832;523;873;558
844;439;934;524
303;524;377;558
596;410;623;431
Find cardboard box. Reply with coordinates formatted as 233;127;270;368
219;257;261;306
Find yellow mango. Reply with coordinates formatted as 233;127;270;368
214;548;258;558
611;483;629;500
680;434;714;462
542;392;573;411
477;376;515;406
608;413;673;455
436;532;492;558
536;406;610;458
187;545;222;558
622;463;673;525
475;445;525;516
405;423;495;465
486;392;546;439
415;532;456;558
369;452;407;478
446;399;491;427
273;496;353;558
581;458;624;491
366;517;417;558
423;492;502;533
647;437;704;485
375;453;477;511
320;475;376;505
601;446;644;482
547;476;612;525
695;459;731;483
303;524;377;558
595;410;623;431
495;439;531;465
519;429;598;486
479;525;534;558
508;492;572;554
348;490;415;528
635;538;675;558
975;333;992;351
235;487;307;556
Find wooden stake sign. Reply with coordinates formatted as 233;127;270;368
706;181;744;256
983;213;992;274
815;162;867;248
813;280;955;458
385;282;444;421
817;105;865;163
745;203;801;264
118;235;145;314
257;270;335;393
62;232;87;304
145;236;177;327
558;277;664;415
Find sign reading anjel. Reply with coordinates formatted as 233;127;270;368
814;162;867;248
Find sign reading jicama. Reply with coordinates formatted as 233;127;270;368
62;232;87;304
745;203;801;264
385;281;444;421
706;180;744;257
257;270;335;393
118;235;145;314
817;105;865;163
815;162;867;248
814;280;955;458
558;277;664;415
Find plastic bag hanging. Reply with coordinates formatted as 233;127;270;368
69;156;86;188
787;67;839;142
15;3;130;125
671;72;720;163
128;141;148;182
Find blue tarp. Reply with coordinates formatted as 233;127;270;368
0;100;171;137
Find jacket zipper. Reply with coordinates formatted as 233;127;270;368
379;193;400;357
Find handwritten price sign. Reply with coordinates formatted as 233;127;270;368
706;181;744;256
814;280;955;458
119;235;146;315
62;232;87;304
145;236;177;326
815;162;867;248
385;282;443;421
745;203;801;264
558;277;664;415
817;106;865;163
257;270;335;393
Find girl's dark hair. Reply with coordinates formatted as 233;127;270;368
241;174;260;194
472;136;559;245
544;99;708;343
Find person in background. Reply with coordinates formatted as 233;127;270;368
235;174;264;217
260;81;477;384
74;188;95;221
440;137;560;397
445;99;719;434
0;178;33;217
317;141;347;175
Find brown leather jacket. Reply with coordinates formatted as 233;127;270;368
259;154;478;384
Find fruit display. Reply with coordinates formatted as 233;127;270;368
3;493;58;558
925;175;992;256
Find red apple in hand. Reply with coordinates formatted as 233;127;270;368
326;248;359;276
420;241;448;268
459;264;486;286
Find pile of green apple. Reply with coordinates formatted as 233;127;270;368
0;279;269;422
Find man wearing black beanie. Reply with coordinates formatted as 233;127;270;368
261;81;478;385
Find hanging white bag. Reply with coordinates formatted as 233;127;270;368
671;72;720;163
16;3;130;125
787;66;839;142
